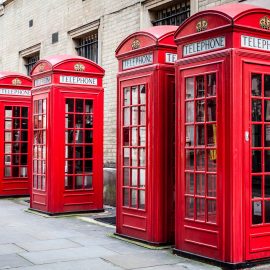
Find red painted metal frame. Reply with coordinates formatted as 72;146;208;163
115;26;177;244
30;55;104;214
0;72;32;197
175;3;270;264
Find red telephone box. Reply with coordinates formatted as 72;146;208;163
175;3;270;266
115;26;177;244
0;72;32;197
30;55;104;214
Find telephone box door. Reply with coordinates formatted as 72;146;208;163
244;63;270;261
178;63;222;259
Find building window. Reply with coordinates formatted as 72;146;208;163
75;31;98;63
24;53;39;76
152;1;190;26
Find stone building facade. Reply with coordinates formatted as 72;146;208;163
0;0;268;170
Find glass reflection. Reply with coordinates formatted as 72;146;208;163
207;175;216;197
132;148;138;166
131;107;138;125
186;102;194;123
131;86;138;105
139;169;145;187
140;106;146;125
124;148;129;166
207;74;216;97
124;108;130;126
131;189;137;208
139;190;145;209
124;87;130;105
252;74;262;96
139;127;146;146
85;100;93;113
186;77;194;99
186;126;194;146
140;85;146;104
131;128;137;146
132;169;137;186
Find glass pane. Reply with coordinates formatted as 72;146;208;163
139;148;146;167
75;160;83;173
5;155;11;165
186;197;194;219
265;75;270;97
265;201;270;223
13;144;20;153
196;76;204;97
20;167;27;177
66;99;74;112
84;160;92;173
252;150;262;172
65;176;73;189
13;107;20;117
75;115;83;128
252;201;262;225
12;167;19;177
139;169;145;187
131;148;138;166
252;99;262;122
85;130;93;143
123;128;129;146
22;107;28;118
207;124;216;146
186;77;194;99
265;100;270;122
5;132;11;142
22;119;28;129
75;130;83;144
207;149;217;172
252;176;262;198
21;131;28;142
196;125;205;146
124;148;129;166
207;200;216;223
5;107;12;117
5;167;11;177
123;188;129;206
139;127;146;146
252;125;262;147
75;175;83;189
13;131;20;141
186;150;194;170
85;115;93;128
265;150;270;172
43;99;47;113
131;86;138;105
196;174;205;195
85;146;92;158
207;99;216;122
186;102;194;123
140;106;146;125
131;189;137;208
185;173;194;194
131;107;138;125
131;169;137;186
140;85;146;104
265;176;270;198
76;99;84;112
21;155;27;165
123;168;129;186
85;175;93;189
207;74;216;97
13;119;20;129
38;100;42;114
124;108;130;126
75;147;83;159
252;74;262;96
139;190;145;209
196;198;205;221
196;150;205;171
207;175;216;197
196;100;205;122
131;128;137;146
85;100;93;113
265;125;270;147
186;126;194;146
5;120;12;130
124;87;130;106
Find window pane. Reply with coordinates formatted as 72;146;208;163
207;200;216;223
252;99;262;122
252;150;262;172
185;173;194;194
131;107;138;125
140;85;146;104
207;74;216;97
207;175;216;197
124;108;130;126
196;150;205;171
139;127;146;146
265;100;270;122
186;77;194;99
207;99;216;121
186;102;194;123
265;150;270;172
131;148;138;166
252;74;261;96
124;148;129;166
196;101;205;122
123;128;129;146
123;188;129;206
140;106;146;125
252;176;262;198
265;176;270;198
76;99;84;113
252;125;262;147
85;100;93;113
85;175;93;189
139;190;145;210
139;169;145;187
196;76;204;97
131;128;137;146
196;125;205;146
131;169;137;186
85;115;93;128
139;148;146;167
75;175;83;189
124;87;130;106
265;201;270;223
265;125;270;147
196;198;205;221
186;125;194;146
207;149;217;172
185;150;194;170
123;168;129;186
252;201;262;224
131;86;138;105
196;174;205;195
85;146;93;158
186;197;194;219
131;189;137;208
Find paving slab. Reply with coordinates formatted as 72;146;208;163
16;238;81;252
0;254;33;269
103;251;186;269
0;243;26;255
19;246;119;264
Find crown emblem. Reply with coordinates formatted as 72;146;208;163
260;16;270;30
74;63;85;71
12;78;22;86
131;39;140;50
196;19;208;32
38;63;45;72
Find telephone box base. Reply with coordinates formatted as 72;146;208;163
173;249;270;269
114;233;172;247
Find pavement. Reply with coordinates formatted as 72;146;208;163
0;199;268;270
